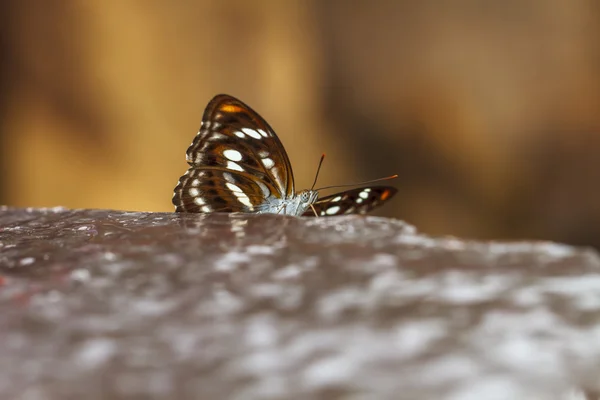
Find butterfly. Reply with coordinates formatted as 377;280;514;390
173;94;397;217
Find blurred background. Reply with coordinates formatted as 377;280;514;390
1;1;600;248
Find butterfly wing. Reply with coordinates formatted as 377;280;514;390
303;186;397;217
173;168;273;213
173;94;295;213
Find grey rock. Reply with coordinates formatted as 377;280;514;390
0;207;599;400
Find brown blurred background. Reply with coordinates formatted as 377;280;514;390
1;0;600;248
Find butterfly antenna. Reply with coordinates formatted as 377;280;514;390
310;153;326;190
314;174;398;191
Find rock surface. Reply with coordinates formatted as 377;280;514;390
1;206;600;400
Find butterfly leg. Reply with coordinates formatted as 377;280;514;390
309;204;320;218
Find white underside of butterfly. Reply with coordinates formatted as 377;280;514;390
173;94;397;217
256;189;319;215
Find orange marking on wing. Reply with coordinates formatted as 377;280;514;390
220;104;244;113
380;190;391;201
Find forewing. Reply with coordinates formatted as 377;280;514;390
303;186;397;217
173;167;272;213
184;94;295;198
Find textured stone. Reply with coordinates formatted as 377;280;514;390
1;206;599;400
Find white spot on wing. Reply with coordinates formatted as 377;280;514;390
189;188;200;197
356;198;364;204
359;191;369;199
262;157;275;169
238;197;253;208
257;129;269;137
223;172;235;183
194;198;206;206
226;183;243;193
326;206;341;215
223;149;243;162
331;196;342;202
192;179;200;186
200;205;211;212
242;128;262;139
234;131;245;138
226;183;253;208
226;161;244;172
256;181;270;197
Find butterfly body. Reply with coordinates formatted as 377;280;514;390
173;94;396;217
255;189;319;216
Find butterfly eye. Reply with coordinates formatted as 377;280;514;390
299;191;311;203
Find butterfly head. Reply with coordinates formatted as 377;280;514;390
299;189;319;210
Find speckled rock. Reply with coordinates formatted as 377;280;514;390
1;206;600;400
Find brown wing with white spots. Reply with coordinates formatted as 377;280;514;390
173;94;295;213
173;168;272;213
303;186;397;217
